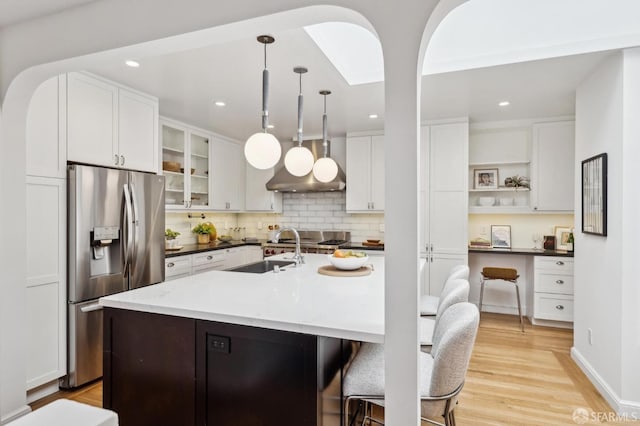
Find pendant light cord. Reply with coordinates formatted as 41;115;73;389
261;43;269;132
297;70;304;146
322;93;328;157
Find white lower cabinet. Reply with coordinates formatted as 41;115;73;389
192;250;227;274
25;176;66;389
165;246;262;280
532;256;574;325
165;255;193;281
422;254;468;297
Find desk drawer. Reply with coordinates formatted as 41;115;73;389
535;256;573;274
534;293;573;322
535;272;574;295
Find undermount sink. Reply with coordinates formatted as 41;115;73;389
227;259;296;274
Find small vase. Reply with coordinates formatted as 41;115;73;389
197;233;210;244
166;238;178;249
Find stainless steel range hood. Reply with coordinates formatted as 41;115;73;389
266;140;346;192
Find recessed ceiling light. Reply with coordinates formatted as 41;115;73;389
498;101;510;107
214;101;226;107
125;60;140;68
267;124;275;129
369;114;378;119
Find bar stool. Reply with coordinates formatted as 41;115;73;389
478;267;524;332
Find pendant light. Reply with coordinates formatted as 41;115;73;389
312;90;339;182
244;35;281;170
284;67;314;177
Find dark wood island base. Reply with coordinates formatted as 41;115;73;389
103;308;348;426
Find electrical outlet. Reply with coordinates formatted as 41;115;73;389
588;328;593;345
258;221;263;230
379;223;385;232
481;226;487;235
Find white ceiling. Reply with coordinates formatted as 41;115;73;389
0;0;96;27
0;0;618;142
88;26;610;142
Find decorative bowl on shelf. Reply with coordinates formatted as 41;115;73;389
478;196;495;207
499;197;514;206
218;235;233;243
162;161;181;172
327;251;369;270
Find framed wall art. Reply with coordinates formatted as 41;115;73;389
581;153;607;236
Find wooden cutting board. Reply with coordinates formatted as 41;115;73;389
317;265;372;277
362;241;384;247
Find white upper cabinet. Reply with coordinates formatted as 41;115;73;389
346;134;385;212
161;118;212;210
118;88;158;173
211;137;245;211
245;166;282;212
67;72;117;168
67;72;159;173
531;121;575;211
26;76;66;178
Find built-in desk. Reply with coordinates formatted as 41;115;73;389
468;248;574;328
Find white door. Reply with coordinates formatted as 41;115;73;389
428;254;468;297
67;72;117;167
346;136;372;211
118;89;158;173
211;138;245;210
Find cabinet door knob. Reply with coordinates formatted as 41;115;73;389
556;279;564;284
167;262;175;268
206;255;213;260
555;305;565;310
114;154;119;165
556;261;564;265
120;155;125;166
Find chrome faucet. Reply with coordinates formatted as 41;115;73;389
274;227;304;265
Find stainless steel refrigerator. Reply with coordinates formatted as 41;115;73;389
62;164;165;388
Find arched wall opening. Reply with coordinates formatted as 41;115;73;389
1;2;457;425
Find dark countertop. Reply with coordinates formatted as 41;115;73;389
468;247;574;257
344;243;385;251
165;240;263;258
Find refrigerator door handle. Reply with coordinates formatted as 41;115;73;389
80;303;103;313
123;183;134;275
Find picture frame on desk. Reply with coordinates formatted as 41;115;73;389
474;168;499;189
554;226;572;250
491;225;511;249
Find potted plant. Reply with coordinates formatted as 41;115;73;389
192;222;214;244
165;228;180;249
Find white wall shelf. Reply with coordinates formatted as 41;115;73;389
469;161;530;167
470;187;530;193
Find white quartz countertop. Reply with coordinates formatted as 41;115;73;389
100;253;385;343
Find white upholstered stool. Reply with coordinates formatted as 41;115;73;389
9;400;118;426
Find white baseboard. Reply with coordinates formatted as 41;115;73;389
531;317;573;329
571;347;640;418
26;380;60;404
479;303;523;316
1;405;31;425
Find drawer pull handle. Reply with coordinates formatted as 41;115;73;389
555;305;565;310
167;262;175;268
207;255;213;260
556;279;564;284
556;261;565;266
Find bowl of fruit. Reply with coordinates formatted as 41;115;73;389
328;250;369;270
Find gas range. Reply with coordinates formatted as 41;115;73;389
262;230;351;257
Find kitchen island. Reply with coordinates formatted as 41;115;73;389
99;253;384;426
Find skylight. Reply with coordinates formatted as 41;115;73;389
304;22;384;86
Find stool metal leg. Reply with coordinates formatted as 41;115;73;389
514;281;524;332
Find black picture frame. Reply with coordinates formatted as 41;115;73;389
581;153;607;236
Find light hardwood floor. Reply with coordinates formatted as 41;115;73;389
30;313;635;425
